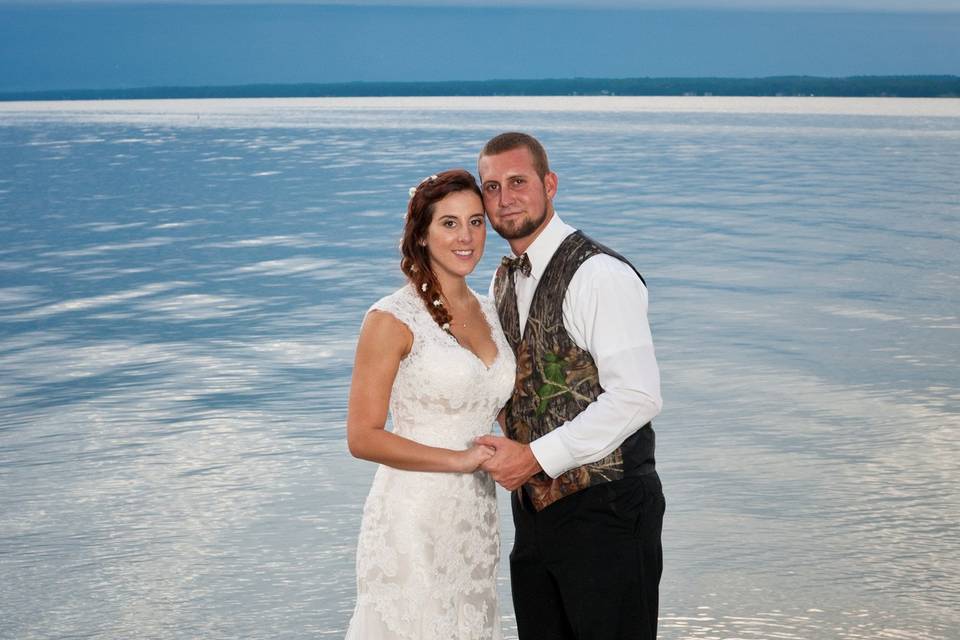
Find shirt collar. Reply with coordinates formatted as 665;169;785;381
515;213;576;280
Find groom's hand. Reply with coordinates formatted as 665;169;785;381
475;435;542;491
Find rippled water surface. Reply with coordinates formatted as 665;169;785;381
1;97;959;639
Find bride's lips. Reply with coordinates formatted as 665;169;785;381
452;249;475;260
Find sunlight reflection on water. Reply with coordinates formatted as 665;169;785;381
1;97;958;639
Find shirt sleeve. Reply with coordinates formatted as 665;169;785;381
528;254;663;478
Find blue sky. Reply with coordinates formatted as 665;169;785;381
3;0;959;8
1;2;958;92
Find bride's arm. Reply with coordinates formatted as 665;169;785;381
346;310;493;473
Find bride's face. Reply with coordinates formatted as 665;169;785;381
424;190;486;281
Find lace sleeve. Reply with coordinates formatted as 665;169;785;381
367;285;427;359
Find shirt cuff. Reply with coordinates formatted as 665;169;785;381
529;428;577;479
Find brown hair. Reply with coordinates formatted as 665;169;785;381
400;169;482;330
479;131;551;179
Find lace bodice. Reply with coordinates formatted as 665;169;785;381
346;283;515;640
371;284;515;450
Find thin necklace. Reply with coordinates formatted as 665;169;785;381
446;294;474;329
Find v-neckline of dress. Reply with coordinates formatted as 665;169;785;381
444;289;501;371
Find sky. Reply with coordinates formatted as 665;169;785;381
3;0;960;8
1;1;958;92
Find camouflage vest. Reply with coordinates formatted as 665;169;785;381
493;231;656;511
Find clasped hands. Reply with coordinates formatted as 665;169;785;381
470;435;542;491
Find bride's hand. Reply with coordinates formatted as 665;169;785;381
455;444;496;473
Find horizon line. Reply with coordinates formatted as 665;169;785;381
3;75;959;102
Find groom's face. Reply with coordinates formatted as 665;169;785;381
479;146;557;242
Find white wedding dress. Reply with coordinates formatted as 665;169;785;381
344;284;516;640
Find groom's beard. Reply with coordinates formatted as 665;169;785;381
490;200;548;241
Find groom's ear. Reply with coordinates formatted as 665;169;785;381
544;171;558;200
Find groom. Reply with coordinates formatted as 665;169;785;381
476;132;665;640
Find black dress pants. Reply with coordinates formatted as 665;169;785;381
509;473;665;640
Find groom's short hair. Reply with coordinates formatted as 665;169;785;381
480;132;551;180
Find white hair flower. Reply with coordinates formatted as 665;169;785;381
432;298;442;307
441;322;450;331
408;174;438;200
421;282;428;292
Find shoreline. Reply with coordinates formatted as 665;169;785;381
2;75;959;103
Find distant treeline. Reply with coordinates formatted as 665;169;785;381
3;76;959;101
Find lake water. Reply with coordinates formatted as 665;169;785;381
1;96;958;639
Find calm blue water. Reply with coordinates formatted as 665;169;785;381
1;97;958;639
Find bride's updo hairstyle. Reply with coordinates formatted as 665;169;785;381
400;169;482;331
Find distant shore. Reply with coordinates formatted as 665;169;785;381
2;76;959;102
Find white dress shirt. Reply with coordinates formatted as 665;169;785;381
489;214;663;479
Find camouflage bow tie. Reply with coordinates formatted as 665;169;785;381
502;253;532;277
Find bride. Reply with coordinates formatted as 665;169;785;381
344;169;515;639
